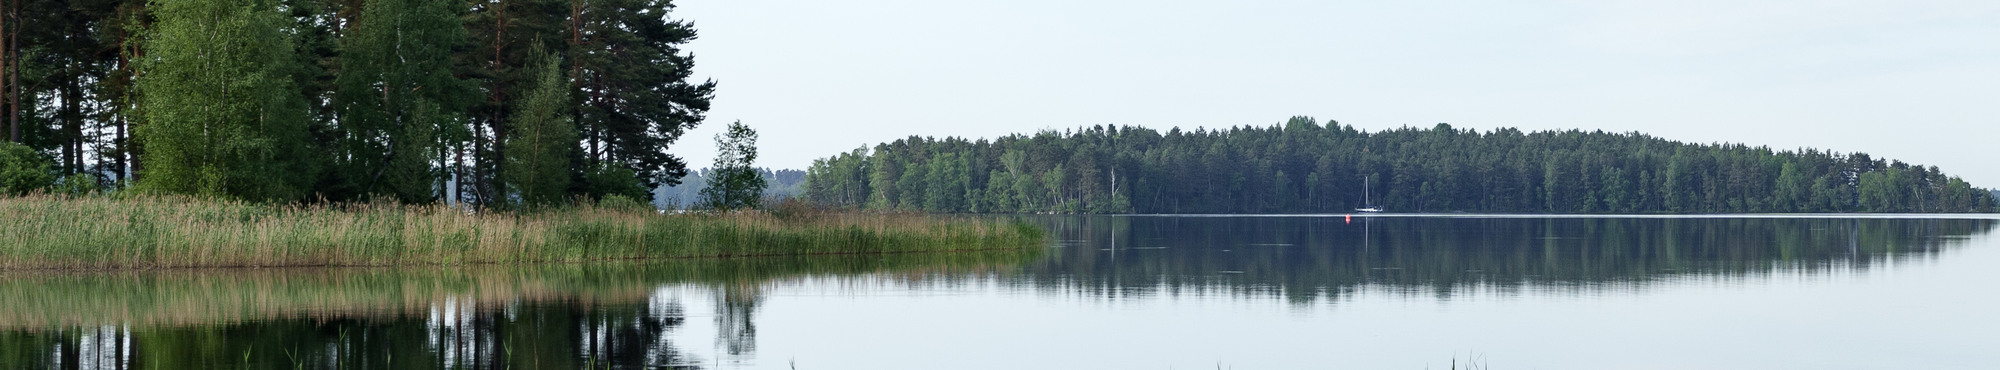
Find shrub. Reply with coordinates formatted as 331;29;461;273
0;142;54;196
53;174;103;195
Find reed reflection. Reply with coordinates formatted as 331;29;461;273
0;252;1039;370
0;216;1991;369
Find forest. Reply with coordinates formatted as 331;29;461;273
804;116;1998;214
0;0;711;207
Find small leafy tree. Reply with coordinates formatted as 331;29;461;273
699;121;766;210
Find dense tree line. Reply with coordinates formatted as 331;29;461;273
806;117;1997;214
0;0;712;207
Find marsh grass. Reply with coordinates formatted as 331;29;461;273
0;194;1045;270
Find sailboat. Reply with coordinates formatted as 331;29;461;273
1355;175;1383;213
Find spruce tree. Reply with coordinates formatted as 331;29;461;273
502;53;574;207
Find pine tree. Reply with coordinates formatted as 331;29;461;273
136;0;312;200
570;0;714;189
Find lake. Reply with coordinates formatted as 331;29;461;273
2;215;1995;369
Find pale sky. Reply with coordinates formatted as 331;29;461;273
668;0;2000;187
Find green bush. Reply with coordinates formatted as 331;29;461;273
583;163;651;201
0;142;54;195
53;174;103;195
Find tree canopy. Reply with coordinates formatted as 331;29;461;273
0;0;712;206
698;121;765;210
136;0;314;201
805;117;1998;214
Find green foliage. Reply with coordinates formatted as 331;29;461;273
0;142;55;195
804;147;873;206
135;0;314;201
583;163;653;202
923;152;970;212
11;0;712;208
331;0;474;203
806;119;1999;214
503;53;577;208
699;121;767;210
52;174;103;196
571;0;718;190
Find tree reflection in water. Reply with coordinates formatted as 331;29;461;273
715;282;763;358
1;300;700;370
1016;216;1998;303
0;252;1035;369
1;216;1993;369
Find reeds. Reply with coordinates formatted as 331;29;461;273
0;194;1046;270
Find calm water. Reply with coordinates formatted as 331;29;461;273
2;215;1997;369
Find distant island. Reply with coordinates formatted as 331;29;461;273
804;116;1998;214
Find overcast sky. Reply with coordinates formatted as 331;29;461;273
667;0;2000;186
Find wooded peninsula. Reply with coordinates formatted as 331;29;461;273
804;117;1998;214
0;0;710;206
0;0;1045;270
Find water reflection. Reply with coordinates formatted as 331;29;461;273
0;216;1993;369
0;252;1037;369
1018;216;1997;303
714;282;762;358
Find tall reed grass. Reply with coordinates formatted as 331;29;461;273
0;194;1045;270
